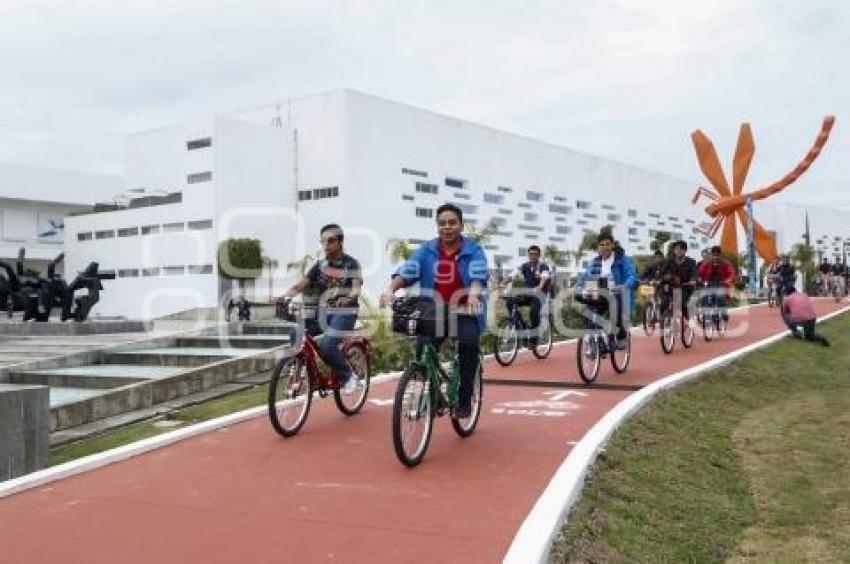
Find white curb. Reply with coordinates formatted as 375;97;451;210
502;303;850;564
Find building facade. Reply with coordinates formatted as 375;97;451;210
0;161;121;277
62;90;850;319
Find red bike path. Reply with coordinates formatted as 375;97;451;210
1;301;846;563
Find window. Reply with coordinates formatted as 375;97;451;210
633;221;646;226
298;190;312;201
555;216;567;222
493;254;512;265
118;268;139;278
583;213;598;219
526;190;543;202
118;227;139;238
454;193;470;200
497;186;512;193
628;227;638;235
312;186;339;200
186;137;211;150
445;177;466;189
556;225;571;235
415;182;438;194
518;247;528;257
524;212;538;222
518;202;532;209
163;222;185;233
163;266;185;276
95;230;115;240
576;200;592;210
141;225;160;235
549;236;565;242
455;203;478;215
628;238;640;243
518;224;544;232
628;209;637;218
402;167;427;177
187;171;212;184
416;207;433;219
601;204;616;210
402;195;414;201
188;220;213;230
484;245;498;251
553;196;567;202
77;232;93;241
188;264;213;274
668;216;679;221
648;213;661;218
483;193;504;205
498;208;513;215
549;204;570;214
685;219;696;224
525;234;537;240
142;267;161;277
577;220;588;225
608;214;621;222
490;217;507;226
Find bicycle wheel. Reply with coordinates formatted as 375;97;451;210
642;302;656;336
333;342;371;416
392;366;434;467
576;334;601;384
660;314;675;354
493;319;519;366
702;312;715;342
531;315;554;359
681;314;695;348
610;332;631;373
717;314;728;338
451;362;483;437
268;356;312;437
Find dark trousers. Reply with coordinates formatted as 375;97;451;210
783;314;829;346
418;315;480;410
514;293;543;343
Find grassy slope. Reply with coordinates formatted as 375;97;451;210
551;313;850;563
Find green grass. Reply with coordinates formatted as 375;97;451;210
550;313;850;563
50;383;270;466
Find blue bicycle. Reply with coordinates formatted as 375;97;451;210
493;291;554;366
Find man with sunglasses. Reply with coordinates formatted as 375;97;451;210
379;203;489;419
275;224;362;394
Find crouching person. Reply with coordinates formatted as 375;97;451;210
781;287;830;347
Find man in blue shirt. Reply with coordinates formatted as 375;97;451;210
380;204;489;418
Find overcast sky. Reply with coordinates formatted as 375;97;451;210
1;0;847;209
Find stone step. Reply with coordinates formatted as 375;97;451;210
49;387;104;408
103;347;268;367
241;323;294;336
174;335;290;349
9;365;186;389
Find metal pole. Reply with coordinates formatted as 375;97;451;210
745;197;757;296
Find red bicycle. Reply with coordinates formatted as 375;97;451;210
268;300;371;437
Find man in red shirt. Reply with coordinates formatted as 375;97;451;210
697;245;737;321
781;287;830;346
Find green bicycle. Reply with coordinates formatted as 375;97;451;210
390;297;483;467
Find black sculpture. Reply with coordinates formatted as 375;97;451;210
226;296;251;322
0;249;113;322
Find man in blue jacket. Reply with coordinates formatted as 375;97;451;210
575;230;638;343
380;203;489;418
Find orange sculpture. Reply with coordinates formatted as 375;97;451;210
690;115;835;262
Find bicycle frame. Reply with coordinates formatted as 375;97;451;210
412;341;459;411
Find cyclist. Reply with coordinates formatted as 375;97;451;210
640;250;665;283
817;259;831;295
661;240;698;320
574;229;638;346
776;254;797;301
765;256;781;298
781;287;830;347
514;245;551;347
697;245;736;321
274;223;362;394
379;203;489;419
830;259;846;297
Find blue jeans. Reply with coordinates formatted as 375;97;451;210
319;313;357;383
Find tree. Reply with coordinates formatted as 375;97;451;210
285;253;315;276
467;218;500;245
544;244;569;292
575;229;599;266
262;256;279;301
218;238;263;297
650;230;672;253
386;238;414;263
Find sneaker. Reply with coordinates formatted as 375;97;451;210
453;404;472;419
342;376;359;395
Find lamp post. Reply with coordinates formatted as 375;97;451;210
745;197;757;296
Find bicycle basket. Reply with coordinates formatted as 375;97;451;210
638;284;655;298
391;297;439;337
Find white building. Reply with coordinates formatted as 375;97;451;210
1;161;121;277
62;89;850;319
